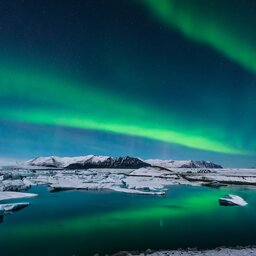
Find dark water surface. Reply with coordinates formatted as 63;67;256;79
0;185;256;256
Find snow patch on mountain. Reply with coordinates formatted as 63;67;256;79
26;155;149;169
145;159;222;169
25;155;222;170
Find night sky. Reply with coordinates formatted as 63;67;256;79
0;0;256;167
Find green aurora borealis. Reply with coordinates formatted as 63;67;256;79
0;0;256;166
0;66;246;155
138;0;256;75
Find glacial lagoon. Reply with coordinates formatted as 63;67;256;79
0;185;256;256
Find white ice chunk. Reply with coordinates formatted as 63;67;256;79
0;202;29;212
0;191;38;201
219;194;248;206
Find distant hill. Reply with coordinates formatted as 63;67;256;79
25;155;222;169
26;155;150;169
145;159;222;169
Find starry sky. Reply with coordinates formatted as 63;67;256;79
0;0;256;167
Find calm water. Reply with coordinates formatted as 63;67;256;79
0;185;256;256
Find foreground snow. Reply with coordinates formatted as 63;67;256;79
125;248;256;256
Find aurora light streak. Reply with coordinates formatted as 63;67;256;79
0;0;255;165
0;66;242;154
137;0;256;74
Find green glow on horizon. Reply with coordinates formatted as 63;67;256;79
0;66;246;155
137;0;256;75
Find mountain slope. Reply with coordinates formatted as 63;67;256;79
26;155;150;169
145;159;222;169
26;156;222;169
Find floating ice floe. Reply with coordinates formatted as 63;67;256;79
219;194;248;206
0;191;38;201
2;157;256;197
0;202;29;213
203;181;225;188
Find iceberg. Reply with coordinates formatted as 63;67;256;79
0;202;29;216
0;191;38;201
0;202;29;212
219;194;248;206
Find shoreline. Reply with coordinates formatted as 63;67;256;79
1;166;256;195
112;246;256;256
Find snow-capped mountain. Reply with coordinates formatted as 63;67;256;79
26;155;222;169
26;155;151;169
145;159;222;169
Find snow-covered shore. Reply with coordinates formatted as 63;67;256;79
1;166;256;195
115;247;256;256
